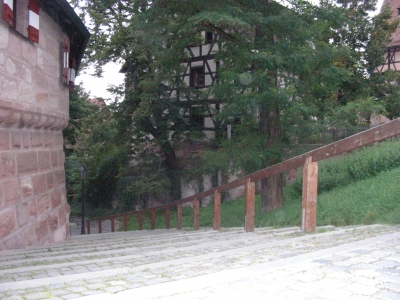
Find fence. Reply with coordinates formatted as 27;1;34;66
86;118;400;234
301;127;369;145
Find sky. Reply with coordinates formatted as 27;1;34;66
75;63;125;101
76;0;385;101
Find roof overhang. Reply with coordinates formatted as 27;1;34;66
39;0;90;72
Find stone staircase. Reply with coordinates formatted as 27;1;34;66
0;224;400;299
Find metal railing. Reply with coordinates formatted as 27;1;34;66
86;118;400;234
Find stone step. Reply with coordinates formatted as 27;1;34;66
0;227;308;272
0;226;305;264
0;224;398;300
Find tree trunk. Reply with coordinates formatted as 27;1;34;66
261;174;284;212
161;141;182;201
259;104;284;212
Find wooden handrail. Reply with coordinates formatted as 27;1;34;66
86;118;400;234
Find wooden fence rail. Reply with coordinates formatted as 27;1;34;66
86;118;400;234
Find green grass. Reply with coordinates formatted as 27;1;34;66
315;167;400;226
292;138;400;196
125;139;400;230
126;167;400;230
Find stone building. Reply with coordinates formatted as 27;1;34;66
0;0;89;251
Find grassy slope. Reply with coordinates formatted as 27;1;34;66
126;139;400;230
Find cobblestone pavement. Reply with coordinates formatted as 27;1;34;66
0;224;399;299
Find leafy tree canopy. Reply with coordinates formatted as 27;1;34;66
68;0;399;211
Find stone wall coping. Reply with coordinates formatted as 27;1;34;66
0;99;68;131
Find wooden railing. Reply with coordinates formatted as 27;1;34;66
86;118;400;234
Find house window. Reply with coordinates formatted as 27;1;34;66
190;66;205;88
205;31;213;43
191;113;204;128
398;8;400;16
2;0;40;43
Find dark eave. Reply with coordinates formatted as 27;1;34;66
39;0;90;72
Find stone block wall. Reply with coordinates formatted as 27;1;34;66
0;7;71;251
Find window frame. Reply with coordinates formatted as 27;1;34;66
190;66;205;88
2;0;40;43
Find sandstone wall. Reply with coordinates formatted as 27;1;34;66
0;8;71;251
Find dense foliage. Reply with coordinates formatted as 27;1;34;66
67;0;399;213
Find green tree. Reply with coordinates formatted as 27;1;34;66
69;0;398;213
69;0;214;202
64;83;125;211
158;0;397;211
63;84;98;205
63;84;98;149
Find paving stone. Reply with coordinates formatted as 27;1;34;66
326;271;354;281
352;269;380;279
313;259;333;264
377;282;400;292
374;260;400;268
123;283;146;289
314;287;354;299
0;279;14;283
344;283;378;296
352;263;383;271
380;268;400;276
375;291;400;300
376;275;400;284
105;286;125;293
49;290;69;297
62;294;82;299
291;281;323;294
25;292;51;300
86;283;107;290
68;286;87;293
80;291;105;296
348;256;378;264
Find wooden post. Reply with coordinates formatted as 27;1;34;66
165;206;171;229
98;219;102;234
124;215;128;231
245;178;255;232
138;213;143;231
213;190;221;230
177;204;182;230
86;220;90;234
193;197;200;230
151;209;156;230
111;217;115;232
301;156;318;233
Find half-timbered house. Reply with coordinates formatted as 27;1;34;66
179;31;220;141
378;0;400;75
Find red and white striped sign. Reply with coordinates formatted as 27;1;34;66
3;0;13;27
28;0;40;43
